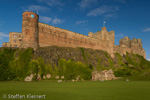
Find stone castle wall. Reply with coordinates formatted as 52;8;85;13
2;32;22;47
38;23;114;57
2;11;146;58
114;36;146;58
9;32;22;47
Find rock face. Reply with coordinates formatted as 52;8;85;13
37;74;41;80
43;75;46;79
46;74;51;79
55;76;59;79
61;76;64;79
92;69;116;81
25;74;34;82
34;46;110;68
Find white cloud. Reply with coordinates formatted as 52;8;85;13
0;32;9;37
105;13;117;18
38;0;64;6
39;15;63;24
115;33;124;38
147;59;150;61
52;18;64;24
76;20;87;25
40;16;52;23
78;0;98;8
24;5;50;12
87;5;119;16
143;28;150;32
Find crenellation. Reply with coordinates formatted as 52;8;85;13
115;36;145;57
2;11;146;58
119;36;131;48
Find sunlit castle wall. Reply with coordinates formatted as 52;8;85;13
2;11;146;58
38;22;115;57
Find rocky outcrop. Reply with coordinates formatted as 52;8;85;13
37;74;41;80
25;74;34;82
46;74;51;79
34;46;110;68
92;69;117;81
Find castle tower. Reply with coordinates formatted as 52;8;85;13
101;27;115;58
20;11;39;50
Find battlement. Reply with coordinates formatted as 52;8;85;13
2;11;146;59
114;36;145;58
119;36;143;48
88;27;115;42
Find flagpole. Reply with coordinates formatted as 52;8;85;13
103;21;106;27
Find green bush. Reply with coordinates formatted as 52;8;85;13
58;59;92;80
9;48;33;80
104;52;113;69
29;59;38;74
0;48;17;81
29;57;55;79
114;66;131;77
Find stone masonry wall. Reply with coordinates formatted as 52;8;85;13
114;36;146;58
20;12;39;50
2;32;22;47
9;32;22;47
38;23;115;57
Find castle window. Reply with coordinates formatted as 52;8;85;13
65;35;67;39
69;39;71;44
13;35;17;38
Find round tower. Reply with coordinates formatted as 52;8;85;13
20;11;39;50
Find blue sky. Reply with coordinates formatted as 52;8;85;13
0;0;150;60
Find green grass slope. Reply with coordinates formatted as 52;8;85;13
0;47;150;81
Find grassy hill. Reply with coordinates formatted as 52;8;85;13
0;46;150;81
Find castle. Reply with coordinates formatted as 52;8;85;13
2;11;146;58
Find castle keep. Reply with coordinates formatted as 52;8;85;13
2;12;146;58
